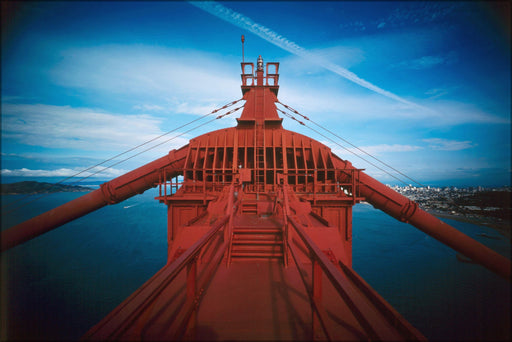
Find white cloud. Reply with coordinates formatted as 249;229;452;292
328;143;422;165
424;87;456;99
1;167;128;178
425;100;509;125
191;1;422;109
281;45;366;75
1;103;188;152
401;55;445;69
352;144;423;155
340;20;366;32
1;95;31;102
277;84;508;127
35;30;507;130
174;102;222;116
423;138;476;151
133;104;164;112
50;45;241;111
390;52;457;70
383;2;461;28
326;143;423;184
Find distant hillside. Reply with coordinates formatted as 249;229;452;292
1;181;93;194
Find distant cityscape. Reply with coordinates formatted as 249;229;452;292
2;180;510;227
387;185;511;233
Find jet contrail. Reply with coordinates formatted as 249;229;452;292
190;1;422;109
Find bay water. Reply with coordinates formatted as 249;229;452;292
1;189;510;340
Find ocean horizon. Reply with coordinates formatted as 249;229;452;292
2;175;510;189
1;189;510;340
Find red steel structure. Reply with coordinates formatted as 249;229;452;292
2;56;510;340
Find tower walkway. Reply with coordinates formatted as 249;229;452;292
83;192;426;341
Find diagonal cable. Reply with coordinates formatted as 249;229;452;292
277;101;426;187
3;102;244;213
276;107;410;186
73;105;245;184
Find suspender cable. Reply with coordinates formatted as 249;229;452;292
277;101;426;188
3;103;245;214
276;108;411;186
278;104;474;220
74;105;245;184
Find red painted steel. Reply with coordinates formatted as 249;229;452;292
83;211;233;339
333;157;511;279
3;56;510;341
287;213;426;340
1;147;188;251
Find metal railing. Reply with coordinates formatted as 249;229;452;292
85;184;239;340
286;213;428;340
226;184;241;266
279;182;424;340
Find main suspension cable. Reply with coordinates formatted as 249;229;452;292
3;101;244;213
276;107;411;186
73;105;245;184
277;101;426;187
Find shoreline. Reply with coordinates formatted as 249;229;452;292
1;190;93;195
427;210;511;239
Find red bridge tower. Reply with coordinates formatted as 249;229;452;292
2;56;509;341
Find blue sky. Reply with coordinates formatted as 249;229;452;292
1;1;510;187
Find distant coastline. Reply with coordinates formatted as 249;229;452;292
428;210;511;239
1;181;93;195
360;201;510;238
390;185;511;239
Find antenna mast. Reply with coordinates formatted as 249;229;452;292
241;35;245;62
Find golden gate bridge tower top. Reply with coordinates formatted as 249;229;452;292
1;54;510;341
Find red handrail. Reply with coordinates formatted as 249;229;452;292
286;214;426;340
84;209;232;339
